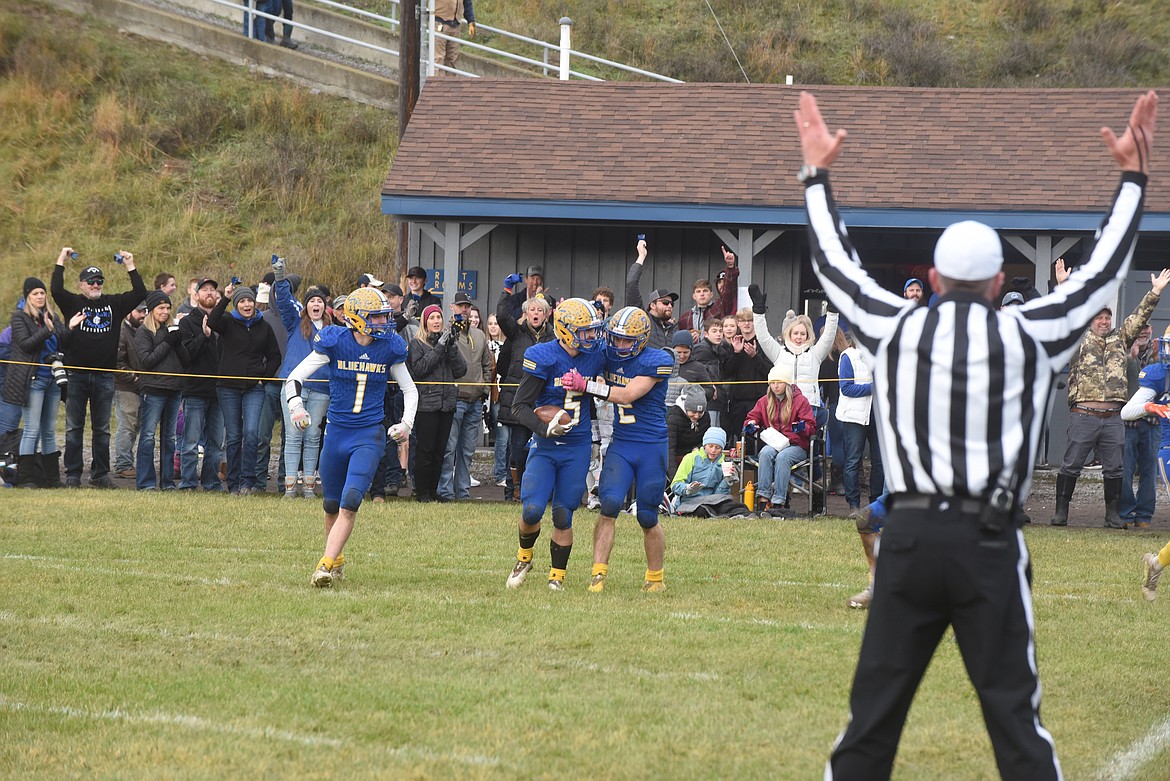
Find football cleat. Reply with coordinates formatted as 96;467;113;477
587;572;607;593
1141;553;1162;602
311;564;334;588
641;580;666;593
548;578;565;592
506;559;532;589
342;287;396;340
847;586;872;610
605;306;652;359
552;297;605;353
332;555;345;582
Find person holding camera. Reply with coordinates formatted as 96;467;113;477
437;292;493;500
2;277;68;488
407;304;467;503
133;291;190;491
51;247;148;488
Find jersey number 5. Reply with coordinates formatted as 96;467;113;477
563;390;584;426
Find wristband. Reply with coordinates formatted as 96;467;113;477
584;380;610;400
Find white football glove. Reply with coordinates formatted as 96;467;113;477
546;418;573;438
288;397;311;431
388;422;411;444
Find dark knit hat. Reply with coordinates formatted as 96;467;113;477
144;290;171;312
23;277;46;298
303;286;328;306
232;286;256;306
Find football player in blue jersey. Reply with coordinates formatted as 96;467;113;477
505;298;606;591
1122;327;1170;599
284;288;418;587
562;306;674;592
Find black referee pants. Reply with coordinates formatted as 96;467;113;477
827;503;1061;781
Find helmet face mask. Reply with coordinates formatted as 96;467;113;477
606;306;651;359
343;288;396;340
553;298;604;354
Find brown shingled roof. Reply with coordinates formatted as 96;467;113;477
383;80;1170;215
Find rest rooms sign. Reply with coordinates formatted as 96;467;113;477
426;269;478;299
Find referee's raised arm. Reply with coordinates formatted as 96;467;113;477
800;89;1159;781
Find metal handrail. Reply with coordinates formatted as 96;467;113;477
307;0;398;28
216;0;399;56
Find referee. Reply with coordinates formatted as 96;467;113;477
794;89;1158;781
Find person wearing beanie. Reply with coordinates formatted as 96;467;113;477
666;326;717;411
50;246;148;487
272;256;330;498
407;302;467;504
667;382;711;466
741;362;816;517
133;287;188;491
208;280;282;494
669;425;735;511
3;276;67;487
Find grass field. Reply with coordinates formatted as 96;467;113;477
2;491;1168;779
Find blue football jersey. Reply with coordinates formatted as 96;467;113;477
1137;362;1170;449
522;340;606;446
313;325;408;429
606;347;673;442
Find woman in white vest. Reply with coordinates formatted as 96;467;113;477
835;331;884;512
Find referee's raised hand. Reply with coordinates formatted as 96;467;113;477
793;90;847;168
1101;90;1157;173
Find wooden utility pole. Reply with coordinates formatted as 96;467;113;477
396;0;421;282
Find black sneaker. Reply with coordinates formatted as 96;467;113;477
89;476;116;489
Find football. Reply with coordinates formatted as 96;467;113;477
534;405;572;427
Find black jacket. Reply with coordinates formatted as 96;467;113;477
407;331;468;413
495;291;553;426
2;307;65;407
207;295;281;390
719;338;771;401
135;324;190;393
624;261;676;350
667;405;711;466
179;307;221;398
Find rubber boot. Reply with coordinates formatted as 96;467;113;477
1050;473;1076;526
1103;476;1127;528
41;451;64;488
15;454;42;489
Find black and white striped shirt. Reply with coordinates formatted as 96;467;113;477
804;171;1146;501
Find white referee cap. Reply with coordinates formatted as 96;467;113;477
934;221;1003;282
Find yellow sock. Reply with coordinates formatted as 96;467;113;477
549;567;566;583
517;546;534;563
317;556;335;571
1157;542;1170;569
645;568;664;583
334;553;345;570
592;563;608;578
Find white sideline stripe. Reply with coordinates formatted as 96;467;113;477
1094;715;1170;781
0;698;500;767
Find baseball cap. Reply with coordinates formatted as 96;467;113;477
1001;291;1026;307
904;277;924;292
358;272;384;288
649;289;678;304
526;265;544;279
196;277;219;291
333;295;348;310
406;266;427;279
934;221;1003;282
452;292;472;305
385;283;404;297
80;266;103;282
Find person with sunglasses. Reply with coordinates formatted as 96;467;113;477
50;247;148;488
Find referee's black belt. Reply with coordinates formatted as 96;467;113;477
891;493;985;515
1072;404;1122;417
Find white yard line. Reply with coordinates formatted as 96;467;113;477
0;697;500;767
1094;716;1170;781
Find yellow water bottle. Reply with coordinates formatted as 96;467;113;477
743;480;755;511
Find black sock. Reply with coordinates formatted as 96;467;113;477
549;540;572;571
519;530;539;550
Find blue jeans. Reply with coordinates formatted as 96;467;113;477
282;385;328;478
255;381;285;489
438;398;483;499
1121;422;1158;524
64;370;115;482
491;402;508;483
218;384;265;492
841;420;885;509
757;443;806;505
180;395;224;490
0;399;24;437
20;373;61;455
137;389;181;490
242;0;278;41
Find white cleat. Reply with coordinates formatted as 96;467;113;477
506;559;532;589
311;564;334;588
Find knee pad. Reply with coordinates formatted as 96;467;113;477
521;502;545;526
323;498;341;515
636;507;659;530
599;492;624;519
341;487;364;512
552;506;573;530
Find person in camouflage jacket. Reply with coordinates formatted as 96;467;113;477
1052;260;1170;527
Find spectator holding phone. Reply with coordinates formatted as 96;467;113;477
133;291;190;490
742;364;816;517
407;304;467;502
